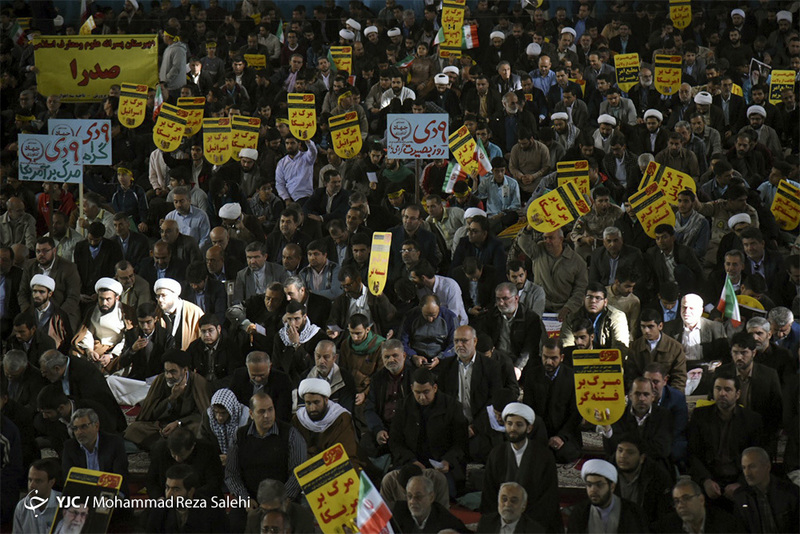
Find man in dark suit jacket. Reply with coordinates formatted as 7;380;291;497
145;464;229;533
19;240;82;330
479;283;544;371
713;89;747;135
588;233;646;288
658;479;744;533
389;206;442;273
117;303;169;381
186;318;244;386
137;240;189;289
733;447;799;534
601;144;641;201
73;223;124;297
113;213;150;268
452;261;496;320
182;264;227;322
646;224;705;296
546;77;583;113
740;227;784;292
627;80;663;117
227;354;292;423
326;266;397;337
0;248;22;335
644;362;689;466
625;111;670;156
664;294;731;363
146;428;224;498
161;220;203;266
1;351;47;409
461;76;502;119
391;475;468;534
303;171;351;223
7;314;56;368
61;408;129;496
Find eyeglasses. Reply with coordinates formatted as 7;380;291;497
673;494;700;507
70;422;96;432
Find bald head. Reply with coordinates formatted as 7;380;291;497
160;219;179;243
209;227;229;249
6;197;25;221
205;245;224;274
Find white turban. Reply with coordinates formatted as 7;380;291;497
339;29;355;40
346;18;361;31
299;378;332;398
551;112;569;121
364;26;377;36
581;459;618;484
443;66;459;75
777;10;792;23
728;213;751;228
597;114;617;126
561;27;577;38
731;8;745;18
490;31;506;41
747;105;766;118
526;42;541;56
434;74;449;84
502;402;535;425
644;109;663;122
239;148;258;160
694;91;713;105
464;207;487;219
95;277;123;296
30;274;55;292
154;278;182;295
129;0;139;9
387;27;401;37
218;202;242;220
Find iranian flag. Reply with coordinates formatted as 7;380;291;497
433;27;444;46
395;55;415;68
716;276;742;327
276;19;284;44
443;161;468;193
476;138;493;175
462;25;479;48
152;84;163;121
9;21;24;45
356;472;394;534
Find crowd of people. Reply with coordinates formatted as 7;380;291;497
1;0;800;533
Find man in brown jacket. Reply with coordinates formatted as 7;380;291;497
625;308;687;390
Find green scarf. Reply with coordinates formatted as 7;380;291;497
350;331;386;354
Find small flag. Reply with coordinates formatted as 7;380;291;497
357;471;394;534
10;22;24;45
276;19;284;44
443;161;468;193
433;27;444;46
79;15;96;35
152;84;163;121
716;276;742;327
395;55;415;69
462;25;479;49
327;48;337;72
476;138;493;176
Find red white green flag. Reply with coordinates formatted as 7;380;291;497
395;55;415;68
476;138;493;175
357;471;394;534
443;161;468;193
716;275;742;327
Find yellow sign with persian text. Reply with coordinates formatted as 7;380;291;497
669;0;692;30
574;349;627;426
329;111;362;159
557;160;590;196
230;115;260;161
771;180;800;231
294;444;359;534
329;46;352;74
448;125;478;175
152;103;188;152
769;70;796;105
629;182;676;238
527;182;591;233
202;117;232;165
288;93;317;141
615;53;640;93
117;83;148;129
368;232;392;296
176;96;205;136
639;161;696;206
654;55;682;96
440;0;465;58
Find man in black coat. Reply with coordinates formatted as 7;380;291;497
392;475;468;534
137;240;189;289
145;464;229;533
389;205;442;273
303;169;351;223
612;433;673;524
657;479;744;533
452;260;496;320
588;227;646;288
227;351;292;423
0;246;22;335
522;338;582;463
186;315;244;387
117;301;169;381
113;213;150;268
734;447;799;534
73;222;124;297
8;313;56;368
181;262;227;323
476;481;546;533
146;428;224;499
1;350;47;409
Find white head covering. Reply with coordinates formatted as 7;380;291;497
561;27;577;38
777;10;792;22
53;15;64;27
526;42;542;56
95;277;123;296
218;202;242;220
490;31;506;41
443;66;459;75
129;0;139;10
339;29;355;40
597;114;617;126
581;459;618;484
239;148;258;160
728;213;751;228
731;8;745;18
694;91;713;105
747;105;766;118
434;74;449;84
154;278;182;295
299;378;332;398
387;27;402;37
502;402;535;425
551;112;569;121
464;207;487;219
346;18;361;31
30;274;55;292
644;109;663;122
364;26;378;36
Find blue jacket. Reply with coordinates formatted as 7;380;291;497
400;306;457;359
111;184;148;224
659;385;689;465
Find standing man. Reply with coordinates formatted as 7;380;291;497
275;136;318;206
165;186;211;249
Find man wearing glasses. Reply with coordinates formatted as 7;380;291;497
19;236;81;330
560;282;630;351
661;479;742;533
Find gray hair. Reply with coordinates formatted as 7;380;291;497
497;60;511;71
256;479;286;505
406;475;434;495
39;349;68;370
673;478;702;494
637;153;655;168
71;408;99;425
495;282;519;297
315;340;337;355
499;482;528;504
2;350;28;372
284;276;305;291
172;185;191;197
674;121;691;131
246;351;271;365
742;447;771;465
502;91;518;104
768;306;794;326
746;317;770;331
381;338;404;354
602;226;621;239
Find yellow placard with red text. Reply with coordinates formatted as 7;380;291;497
448;125;479;175
294;444;359;534
440;0;465;58
615;53;640;93
769;70;796;105
177;96;205;136
574;349;627;426
202;117;232;165
654;55;682;96
771;180;800;231
243;54;267;68
629;182;676;238
368;232;392;296
527;182;591;233
329;111;362;159
230;115;260;161
669;0;692;30
639;161;696;206
288;93;317;141
557;160;590;196
118;83;148;129
153;103;187;152
329;46;352;75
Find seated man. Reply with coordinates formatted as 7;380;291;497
244;479;316;534
482;282;545;372
186;314;244;385
560;282;630;351
146;427;223;499
181;261;226;322
232;241;288;305
292;378;359;468
227;281;287;353
303;340;357;413
61;408;129;496
26;273;71;353
659;479;742;534
198;388;249;467
338;313;387;422
476;482;546;534
154;278;203;351
227;351;293;423
298;239;342;300
522;339;582;463
392;476;468;534
625;308;687;390
481;402;560;532
733;447;800;534
664;293;731;363
72;277;133;371
400;294;457;369
12;459;61;534
145;464;229;533
272;300;328;386
506;259;546;317
1;349;46;410
327;265;397;338
284;276;332;329
643;362;689;467
611;433;673;524
124;349;210;451
6;314;55;374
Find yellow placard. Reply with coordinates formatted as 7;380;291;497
117;82;148;129
329;46;352;74
368;232;392;296
527;182;591;233
557;160;590;196
294;444;359;533
33;35;158;102
629;182;676;238
771;180;800;231
497;220;526;238
669;0;692;30
243;53;267;68
440;0;465;58
177;96;205;136
55;467;123;534
202;117;232;165
153;103;188;152
769;70;796;105
230;115;261;161
574;349;627;425
288;93;317;141
329;111;362;159
615;53;640;93
448;125;479;175
654;55;682;96
639;161;697;206
738;294;765;311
